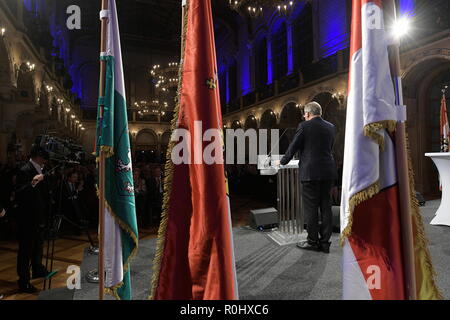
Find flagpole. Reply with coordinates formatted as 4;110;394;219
98;0;109;301
385;0;417;300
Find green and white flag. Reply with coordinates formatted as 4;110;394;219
95;0;138;300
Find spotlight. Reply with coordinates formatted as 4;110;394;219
392;17;411;39
1;28;5;36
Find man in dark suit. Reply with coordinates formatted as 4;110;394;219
61;170;87;233
276;102;337;253
15;146;51;293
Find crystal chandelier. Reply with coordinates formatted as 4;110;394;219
228;0;295;18
134;100;167;118
276;1;295;16
150;62;179;94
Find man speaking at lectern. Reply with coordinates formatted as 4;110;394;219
275;102;337;253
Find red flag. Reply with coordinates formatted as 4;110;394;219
150;0;238;300
341;0;441;300
440;93;450;152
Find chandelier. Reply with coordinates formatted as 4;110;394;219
228;0;295;18
276;1;295;16
150;62;179;94
134;100;167;118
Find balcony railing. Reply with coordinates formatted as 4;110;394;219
278;73;300;94
242;91;257;108
257;83;275;101
222;49;348;116
226;98;241;113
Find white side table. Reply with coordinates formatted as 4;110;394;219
425;153;450;226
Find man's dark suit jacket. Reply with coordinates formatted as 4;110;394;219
280;117;337;182
16;161;50;227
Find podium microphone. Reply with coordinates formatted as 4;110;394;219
264;128;288;168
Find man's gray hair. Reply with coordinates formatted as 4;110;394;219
304;101;322;116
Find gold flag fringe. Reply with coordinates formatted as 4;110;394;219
340;181;380;245
363;120;397;152
148;3;189;300
405;134;443;299
340;120;396;245
104;281;124;300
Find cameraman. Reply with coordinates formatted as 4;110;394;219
15;146;51;293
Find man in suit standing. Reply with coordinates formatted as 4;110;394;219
15;146;51;293
275;102;337;253
62;170;87;233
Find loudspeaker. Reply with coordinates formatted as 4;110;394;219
249;208;278;230
416;191;426;207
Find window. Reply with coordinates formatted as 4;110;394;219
255;37;268;89
272;23;288;80
228;61;237;102
293;3;314;71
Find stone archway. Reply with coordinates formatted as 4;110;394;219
403;57;450;196
0;37;13;94
260;109;277;129
244;115;258;130
260;109;278;156
231;119;242;130
16;63;36;102
135;129;158;163
38;88;50;116
15;112;36;156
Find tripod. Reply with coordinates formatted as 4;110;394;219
42;161;97;291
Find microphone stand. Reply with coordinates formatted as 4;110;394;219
263;128;289;169
43;162;66;290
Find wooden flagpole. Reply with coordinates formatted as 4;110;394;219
385;0;417;300
98;0;109;301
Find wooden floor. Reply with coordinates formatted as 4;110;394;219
0;195;262;300
0;228;158;300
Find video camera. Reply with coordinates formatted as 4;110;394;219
34;135;85;163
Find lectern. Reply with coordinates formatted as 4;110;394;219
259;155;307;245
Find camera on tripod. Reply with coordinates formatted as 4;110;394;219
34;135;85;164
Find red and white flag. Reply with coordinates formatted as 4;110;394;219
440;93;450;152
341;0;440;300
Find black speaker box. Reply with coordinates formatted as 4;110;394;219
249;208;278;230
